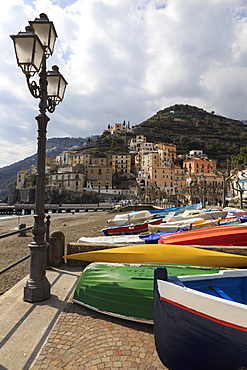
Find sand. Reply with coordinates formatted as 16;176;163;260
0;211;114;295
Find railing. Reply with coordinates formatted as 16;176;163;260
0;215;50;275
0;225;32;239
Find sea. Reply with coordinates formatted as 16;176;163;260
0;210;35;221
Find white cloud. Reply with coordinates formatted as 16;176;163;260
0;0;247;168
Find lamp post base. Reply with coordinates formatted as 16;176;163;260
24;278;50;302
23;240;51;302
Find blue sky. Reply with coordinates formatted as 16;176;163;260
1;0;247;168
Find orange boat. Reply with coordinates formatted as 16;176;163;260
159;224;247;246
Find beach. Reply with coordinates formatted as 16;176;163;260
0;210;167;369
0;211;113;295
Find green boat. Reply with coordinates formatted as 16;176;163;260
72;262;223;324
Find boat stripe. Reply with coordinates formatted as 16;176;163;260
160;297;247;332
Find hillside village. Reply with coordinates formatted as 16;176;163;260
14;120;241;207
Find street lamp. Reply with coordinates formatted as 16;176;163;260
10;13;67;302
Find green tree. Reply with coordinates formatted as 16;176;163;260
231;147;247;208
232;147;247;169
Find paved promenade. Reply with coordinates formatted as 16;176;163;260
0;265;166;370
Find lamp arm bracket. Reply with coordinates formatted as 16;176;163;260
26;75;40;99
47;98;56;113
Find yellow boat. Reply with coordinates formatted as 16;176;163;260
64;244;247;268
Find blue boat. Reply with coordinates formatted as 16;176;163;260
149;202;202;217
154;268;247;370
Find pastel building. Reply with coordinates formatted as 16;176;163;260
48;168;86;192
112;154;131;173
87;165;113;190
183;157;216;174
16;170;29;189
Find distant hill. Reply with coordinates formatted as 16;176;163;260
80;104;247;161
130;104;247;159
0;136;98;201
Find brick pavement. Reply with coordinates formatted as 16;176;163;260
31;300;167;370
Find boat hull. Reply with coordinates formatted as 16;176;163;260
64;243;247;267
73;262;222;323
154;268;247;370
159;224;247;246
102;218;163;236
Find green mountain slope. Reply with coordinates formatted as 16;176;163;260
131;104;247;158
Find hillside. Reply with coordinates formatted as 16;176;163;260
0;136;98;201
131;104;247;159
79;104;247;161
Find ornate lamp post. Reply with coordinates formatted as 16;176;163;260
10;14;67;302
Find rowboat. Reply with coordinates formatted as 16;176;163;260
149;202;202;217
164;208;227;222
77;228;188;244
73;262;223;323
154;267;247;370
107;210;153;226
159;223;247;246
148;217;220;233
64;243;247;267
102;218;163;236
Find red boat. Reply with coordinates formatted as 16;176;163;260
102;218;163;236
159;224;247;246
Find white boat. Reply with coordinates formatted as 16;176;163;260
164;208;227;222
148;217;220;233
77;234;145;244
107;210;153;226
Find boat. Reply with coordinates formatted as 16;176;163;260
64;243;247;267
107;210;153;226
77;228;188;244
102;218;163;236
158;223;247;246
154;267;247;370
163;208;227;222
72;262;223;323
148;217;220;233
224;206;247;218
149;203;202;217
77;234;146;244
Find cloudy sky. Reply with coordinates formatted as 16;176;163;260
1;0;247;168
